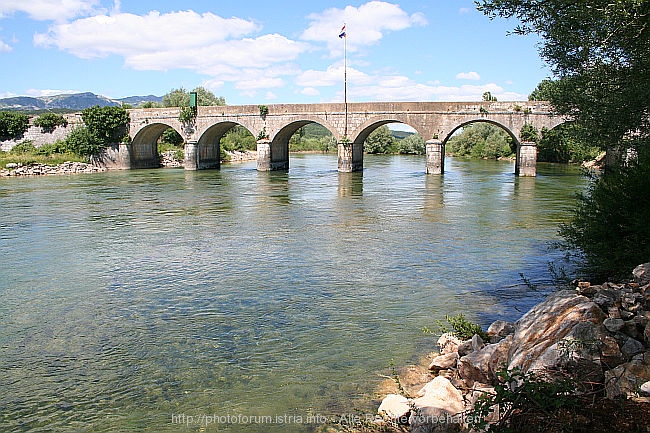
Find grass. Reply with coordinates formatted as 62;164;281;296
0;151;85;168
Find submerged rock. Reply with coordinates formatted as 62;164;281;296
377;394;410;422
410;376;465;433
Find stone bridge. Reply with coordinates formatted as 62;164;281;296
118;101;564;176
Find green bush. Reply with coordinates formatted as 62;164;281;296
65;126;104;158
434;313;488;341
558;143;650;280
447;123;514;159
289;124;334;152
33;112;68;132
35;141;70;155
9;140;37;154
469;368;577;433
397;133;425;155
538;124;601;163
81;106;129;145
364;125;396;154
0;111;30;139
160;128;183;146
221;125;257;151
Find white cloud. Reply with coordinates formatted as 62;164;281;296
456;71;481;80
296;63;376;89
35;11;261;60
25;88;80;96
33;9;310;93
301;87;320;96
0;0;100;22
202;79;225;92
301;1;427;56
0;39;11;52
296;64;526;102
235;77;284;91
459;7;471;14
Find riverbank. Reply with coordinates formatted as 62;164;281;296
0;150;259;176
0;161;107;176
368;263;650;433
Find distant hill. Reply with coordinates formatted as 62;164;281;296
0;92;163;111
391;130;415;140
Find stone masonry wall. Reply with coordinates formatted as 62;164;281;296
0;113;83;151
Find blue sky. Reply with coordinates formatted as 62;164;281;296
0;1;551;104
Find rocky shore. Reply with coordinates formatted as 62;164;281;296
375;263;650;432
0;161;107;176
1;150;259;176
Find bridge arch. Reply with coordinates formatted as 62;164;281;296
192;121;257;170
352;118;425;144
264;118;338;170
131;122;181;169
442;119;518;145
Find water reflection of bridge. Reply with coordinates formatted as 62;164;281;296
120;101;564;176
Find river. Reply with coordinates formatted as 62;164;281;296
0;154;586;432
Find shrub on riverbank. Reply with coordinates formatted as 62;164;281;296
0;111;30;140
558;144;650;280
1;140;84;168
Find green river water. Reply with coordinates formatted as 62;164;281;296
0;154;586;432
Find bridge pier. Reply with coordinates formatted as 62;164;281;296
118;143;132;169
338;141;363;172
184;140;221;170
184;140;199;170
425;140;445;174
257;139;271;171
515;141;537;176
256;139;289;171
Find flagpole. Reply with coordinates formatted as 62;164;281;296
339;23;348;140
342;23;348;138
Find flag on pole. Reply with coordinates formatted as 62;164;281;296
339;24;346;38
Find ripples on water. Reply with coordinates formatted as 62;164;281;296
0;155;586;432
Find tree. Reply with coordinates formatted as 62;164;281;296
477;0;650;151
397;133;425;155
81;106;129;145
482;91;497;101
477;0;650;278
220;126;256;151
0;111;30;139
559;145;650;280
162;86;226;107
519;123;538;142
34;112;68;132
528;78;556;101
141;101;163;108
538;123;601;163
160;128;183;146
65;126;104;158
446;123;514;159
364;125;396;154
